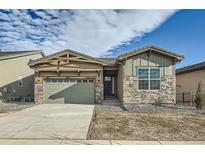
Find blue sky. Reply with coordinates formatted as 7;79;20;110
110;10;205;68
0;10;204;68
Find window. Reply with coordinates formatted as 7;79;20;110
18;80;23;87
137;68;161;90
89;80;94;83
105;76;111;81
51;79;57;83
45;79;51;83
83;80;88;83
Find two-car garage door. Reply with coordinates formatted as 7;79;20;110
43;78;95;104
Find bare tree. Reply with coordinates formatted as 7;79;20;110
195;80;205;109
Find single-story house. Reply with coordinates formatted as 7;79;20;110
29;45;184;107
176;61;205;94
0;50;44;102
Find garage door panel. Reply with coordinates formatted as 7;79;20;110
43;79;95;104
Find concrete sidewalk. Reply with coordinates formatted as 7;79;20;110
0;139;205;145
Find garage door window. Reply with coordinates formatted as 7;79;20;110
45;79;51;83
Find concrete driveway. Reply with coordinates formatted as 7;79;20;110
0;104;94;140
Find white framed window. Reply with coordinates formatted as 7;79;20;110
137;67;161;90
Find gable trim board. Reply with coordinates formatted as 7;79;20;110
29;49;108;67
29;45;183;105
118;45;184;62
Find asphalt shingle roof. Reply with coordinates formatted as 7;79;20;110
177;61;205;74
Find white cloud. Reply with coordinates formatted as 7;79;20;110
0;10;176;56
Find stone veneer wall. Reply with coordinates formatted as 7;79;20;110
34;76;103;104
34;76;44;104
123;76;176;107
34;83;43;104
96;81;103;104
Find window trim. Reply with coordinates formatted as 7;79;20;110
137;67;161;91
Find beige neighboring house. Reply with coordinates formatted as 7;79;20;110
29;45;183;107
0;50;45;102
176;61;205;94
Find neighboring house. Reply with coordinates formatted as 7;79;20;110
0;50;45;102
29;45;184;106
176;61;205;94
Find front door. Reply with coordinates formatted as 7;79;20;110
104;76;115;97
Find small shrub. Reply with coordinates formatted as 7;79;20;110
195;80;205;109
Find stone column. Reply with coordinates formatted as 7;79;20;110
96;81;103;103
34;77;43;104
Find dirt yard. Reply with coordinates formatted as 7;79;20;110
0;112;11;117
87;111;205;141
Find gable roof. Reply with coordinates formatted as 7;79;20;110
29;49;108;66
28;45;184;67
118;45;184;61
0;50;45;60
176;61;205;75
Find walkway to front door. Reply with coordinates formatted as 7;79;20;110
94;98;124;112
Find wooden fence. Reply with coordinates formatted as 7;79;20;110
176;92;194;106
